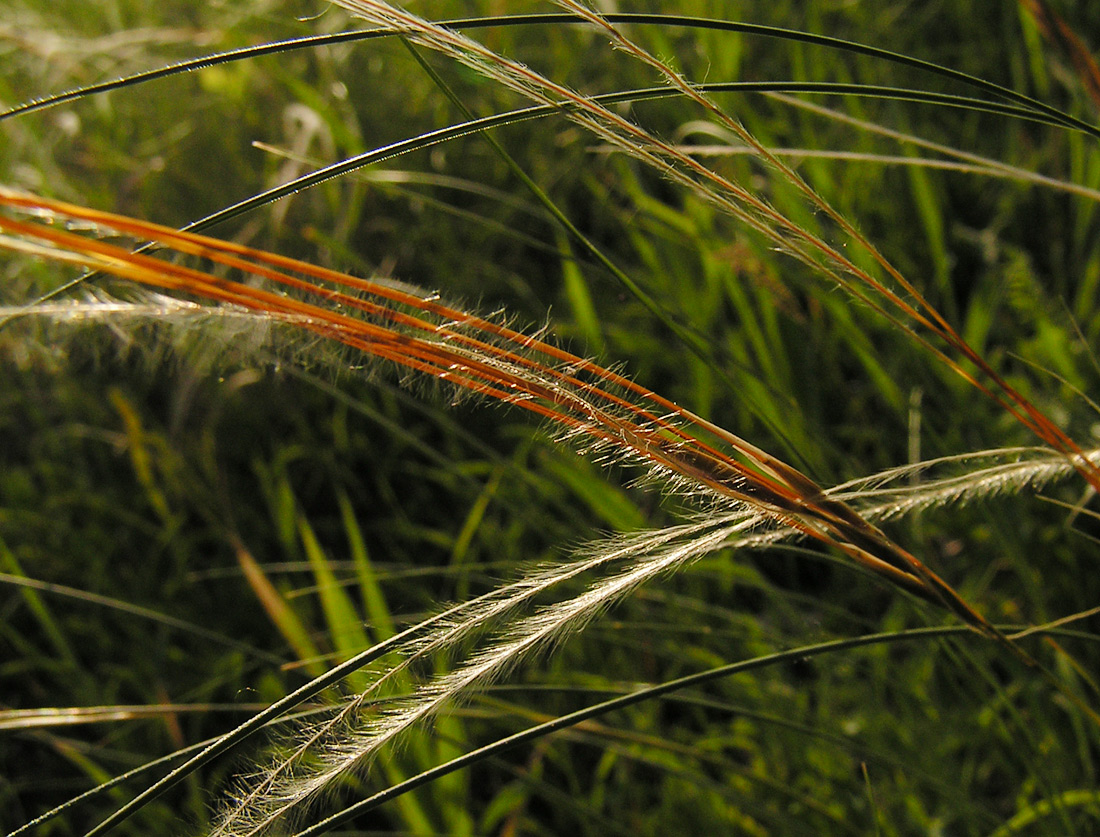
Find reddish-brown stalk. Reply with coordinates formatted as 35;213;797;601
557;0;1100;494
0;189;995;628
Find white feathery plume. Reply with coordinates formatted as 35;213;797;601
209;442;1099;834
837;447;1100;523
210;512;756;835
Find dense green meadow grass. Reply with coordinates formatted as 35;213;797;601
3;1;1100;834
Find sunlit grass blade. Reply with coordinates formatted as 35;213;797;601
235;539;327;680
0;704;268;732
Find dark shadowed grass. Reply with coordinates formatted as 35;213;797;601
3;1;1100;835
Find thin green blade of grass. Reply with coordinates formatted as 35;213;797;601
337;490;396;642
297;512;371;664
0;537;79;671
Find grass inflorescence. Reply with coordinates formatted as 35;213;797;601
3;2;1100;835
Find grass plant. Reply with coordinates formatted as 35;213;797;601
3;1;1100;834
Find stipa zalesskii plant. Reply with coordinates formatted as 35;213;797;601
5;3;1100;835
0;182;1096;835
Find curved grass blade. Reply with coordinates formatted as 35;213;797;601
7;706;337;836
768;92;1100;204
6;13;1094;137
287;624;1036;837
